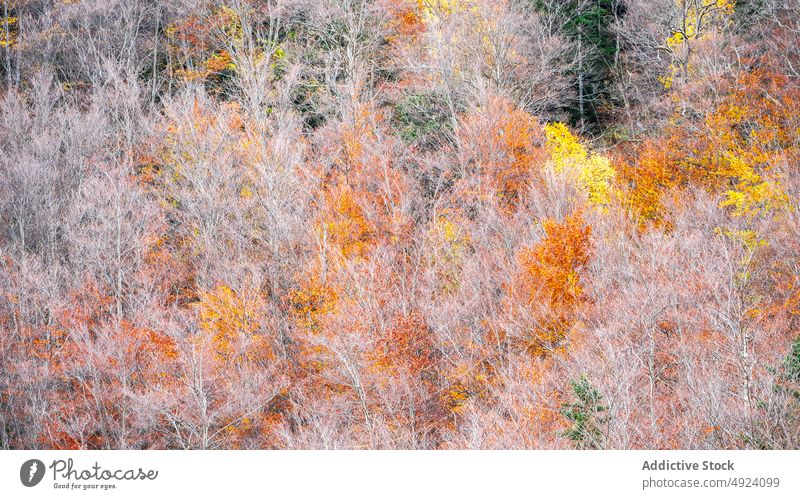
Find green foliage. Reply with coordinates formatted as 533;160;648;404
732;0;768;24
769;335;800;401
560;375;608;449
534;0;623;128
393;93;451;147
783;336;800;397
563;0;619;62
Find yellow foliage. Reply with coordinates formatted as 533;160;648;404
320;183;374;260
704;99;790;218
714;227;767;252
662;0;734;87
428;214;470;295
545;122;586;172
579;154;616;208
437;215;465;246
196;285;264;360
545;123;616;209
0;14;18;48
720;178;786;218
214;6;244;45
417;0;477;20
658;73;674;90
205;50;235;73
289;279;339;332
239;184;254;200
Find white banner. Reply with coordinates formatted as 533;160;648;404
1;450;797;498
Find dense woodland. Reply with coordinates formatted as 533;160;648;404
1;0;800;450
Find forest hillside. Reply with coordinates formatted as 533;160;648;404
1;0;800;449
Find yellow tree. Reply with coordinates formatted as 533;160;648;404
621;71;798;229
545;122;616;210
661;0;734;87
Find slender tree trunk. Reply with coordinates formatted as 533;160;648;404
3;0;12;88
577;33;585;126
151;6;160;106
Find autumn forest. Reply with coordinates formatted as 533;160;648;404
1;0;800;450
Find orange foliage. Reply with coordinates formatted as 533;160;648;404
385;0;426;42
21;282;181;449
196;284;273;364
458;96;546;210
617;137;684;229
165;7;241;84
320;181;375;260
508;211;592;356
620;70;800;227
372;311;435;377
311;105;414;264
289;276;339;333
